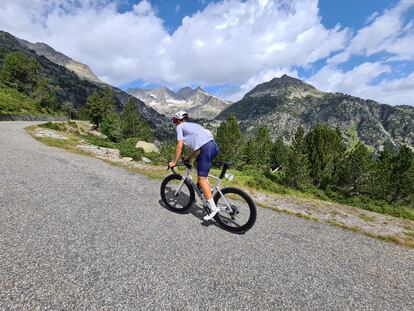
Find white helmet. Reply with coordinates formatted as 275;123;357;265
172;111;188;125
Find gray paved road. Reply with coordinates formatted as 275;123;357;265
1;121;414;310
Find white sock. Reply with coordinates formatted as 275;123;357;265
207;198;217;212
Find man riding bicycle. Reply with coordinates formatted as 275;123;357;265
168;111;219;221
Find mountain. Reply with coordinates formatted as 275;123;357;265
18;39;100;83
0;30;171;138
217;75;414;150
245;74;324;98
127;86;231;119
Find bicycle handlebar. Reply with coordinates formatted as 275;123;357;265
167;158;192;174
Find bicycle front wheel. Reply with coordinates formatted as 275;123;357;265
213;187;257;233
160;174;195;213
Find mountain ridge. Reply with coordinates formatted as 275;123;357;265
127;86;231;119
217;75;414;150
0;30;171;139
18;38;101;83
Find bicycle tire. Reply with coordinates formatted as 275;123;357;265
213;187;257;233
160;174;195;213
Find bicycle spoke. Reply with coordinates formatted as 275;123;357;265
216;193;251;228
164;179;192;209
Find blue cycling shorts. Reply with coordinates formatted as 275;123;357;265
196;140;219;177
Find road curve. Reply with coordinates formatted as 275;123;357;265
1;121;413;310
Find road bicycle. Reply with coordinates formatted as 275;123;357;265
160;161;257;233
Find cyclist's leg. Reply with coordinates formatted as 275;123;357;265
197;141;219;220
196;140;218;199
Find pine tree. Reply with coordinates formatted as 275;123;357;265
270;137;289;170
1;52;40;94
337;141;374;196
243;136;259;166
284;126;310;189
306;123;345;188
101;112;122;142
242;126;272;168
120;98;153;141
85;87;116;128
256;126;272;167
372;147;393;201
215;113;243;164
390;146;414;203
32;75;58;110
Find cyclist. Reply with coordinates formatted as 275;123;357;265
168;111;219;221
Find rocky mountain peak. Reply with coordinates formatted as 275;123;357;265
244;74;321;98
127;85;230;119
176;86;205;99
17;37;100;83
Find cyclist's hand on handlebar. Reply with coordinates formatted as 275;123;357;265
168;161;176;169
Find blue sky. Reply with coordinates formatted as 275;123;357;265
0;0;413;105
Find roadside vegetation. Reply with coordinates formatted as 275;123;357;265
212;114;414;221
0;51;64;116
32;114;414;222
27;119;414;247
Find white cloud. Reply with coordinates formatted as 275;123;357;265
0;0;347;87
308;62;391;94
308;0;414;106
307;62;414;106
340;0;414;59
0;0;412;106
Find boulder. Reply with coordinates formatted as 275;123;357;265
121;157;133;163
33;128;68;140
141;156;152;163
135;141;159;153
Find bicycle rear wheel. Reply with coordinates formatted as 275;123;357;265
213;187;257;233
160;174;195;213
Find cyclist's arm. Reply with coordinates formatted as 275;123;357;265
185;149;198;162
173;140;184;163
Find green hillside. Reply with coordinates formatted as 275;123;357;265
0;83;58;116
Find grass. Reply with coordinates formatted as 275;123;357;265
327;220;414;248
0;84;63;116
359;214;376;222
81;135;145;161
336;195;414;221
81;134;117;149
39;122;67;131
403;230;414;238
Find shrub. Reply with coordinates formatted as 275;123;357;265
39;122;66;131
118;138;145;161
81;134;117;149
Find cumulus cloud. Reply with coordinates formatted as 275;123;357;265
0;0;412;105
310;0;414;106
0;0;347;85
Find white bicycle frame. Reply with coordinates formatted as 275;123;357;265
174;165;233;211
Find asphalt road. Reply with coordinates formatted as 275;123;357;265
1;121;414;310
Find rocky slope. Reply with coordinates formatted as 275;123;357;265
127;86;231;119
217;75;414;150
18;39;100;83
0;30;171;139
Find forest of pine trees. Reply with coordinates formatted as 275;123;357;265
215;114;414;211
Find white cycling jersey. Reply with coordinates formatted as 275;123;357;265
176;122;213;151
